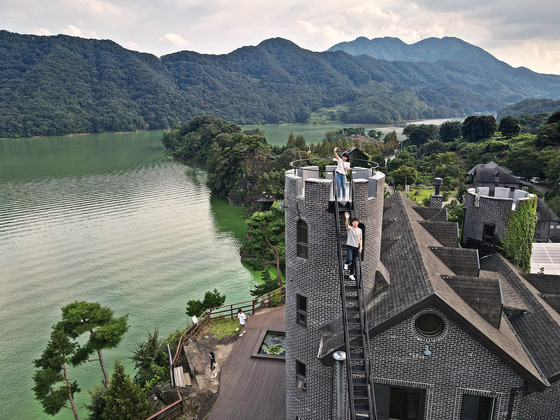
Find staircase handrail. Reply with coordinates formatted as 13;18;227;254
333;169;357;420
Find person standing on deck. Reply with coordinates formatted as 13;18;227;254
333;147;350;200
344;211;362;281
238;309;247;337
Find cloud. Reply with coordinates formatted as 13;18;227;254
61;0;130;19
159;33;191;50
1;0;560;74
33;27;53;36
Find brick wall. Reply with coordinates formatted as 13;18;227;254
369;306;526;420
462;190;512;247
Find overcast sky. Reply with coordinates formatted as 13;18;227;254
2;0;560;75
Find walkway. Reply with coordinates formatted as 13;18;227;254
208;306;286;420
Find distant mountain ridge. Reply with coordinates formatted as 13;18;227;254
328;36;497;64
1;31;559;138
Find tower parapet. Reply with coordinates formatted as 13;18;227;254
284;164;385;419
462;186;535;250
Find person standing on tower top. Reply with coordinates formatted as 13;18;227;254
344;211;362;281
333;147;350;201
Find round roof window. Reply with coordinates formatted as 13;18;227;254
415;313;444;338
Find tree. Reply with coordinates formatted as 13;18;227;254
286;132;296;148
250;270;281;297
59;302;129;388
186;289;227;317
403;124;438;147
536;122;560;148
240;201;286;285
548;110;560;124
131;328;169;389
499;116;521;138
85;385;107;420
439;121;462;142
392;166;418;188
462;115;497;141
295;134;306;150
33;325;80;420
103;360;152;420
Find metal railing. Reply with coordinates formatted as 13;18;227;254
289;157;379;172
146;389;183;420
171;287;286;366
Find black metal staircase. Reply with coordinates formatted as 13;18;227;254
333;175;376;420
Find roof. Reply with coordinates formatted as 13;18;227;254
208;307;286;420
536;198;560;223
522;273;560;316
319;192;554;388
420;221;459;247
480;255;560;382
469;161;529;186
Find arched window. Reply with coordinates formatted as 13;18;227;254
297;220;308;259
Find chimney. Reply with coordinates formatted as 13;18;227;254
431;177;443;208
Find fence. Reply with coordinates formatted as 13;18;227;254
146;287;286;420
172;286;286;365
146;389;183;420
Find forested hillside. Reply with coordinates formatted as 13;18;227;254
1;30;560;138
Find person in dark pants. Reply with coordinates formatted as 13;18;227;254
344;211;362;280
210;352;216;378
238;309;247;336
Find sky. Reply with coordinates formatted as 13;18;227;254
2;0;560;75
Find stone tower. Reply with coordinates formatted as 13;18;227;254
284;165;385;419
462;186;535;250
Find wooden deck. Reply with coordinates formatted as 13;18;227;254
208;306;286;420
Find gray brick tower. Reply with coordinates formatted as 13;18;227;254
462;187;535;250
284;166;385;419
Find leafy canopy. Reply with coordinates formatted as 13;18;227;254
186;288;227;317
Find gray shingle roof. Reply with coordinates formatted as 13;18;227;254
469;161;528;186
480;255;560;382
442;275;503;328
420;220;459;247
319;192;552;388
430;247;479;276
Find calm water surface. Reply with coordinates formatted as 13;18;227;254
0;131;251;419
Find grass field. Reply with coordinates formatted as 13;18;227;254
405;188;457;205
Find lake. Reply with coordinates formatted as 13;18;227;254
0;131;251;419
241;122;407;145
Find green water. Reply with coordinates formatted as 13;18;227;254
241;123;407;146
0;131;251;419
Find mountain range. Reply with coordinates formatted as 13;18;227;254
1;31;559;138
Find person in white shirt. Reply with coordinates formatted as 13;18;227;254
344;211;362;280
238;309;247;336
333;147;350;200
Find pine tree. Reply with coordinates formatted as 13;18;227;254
33;325;80;420
104;360;152;420
59;301;129;388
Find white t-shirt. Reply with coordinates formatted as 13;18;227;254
238;312;246;325
334;156;350;175
347;226;362;248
